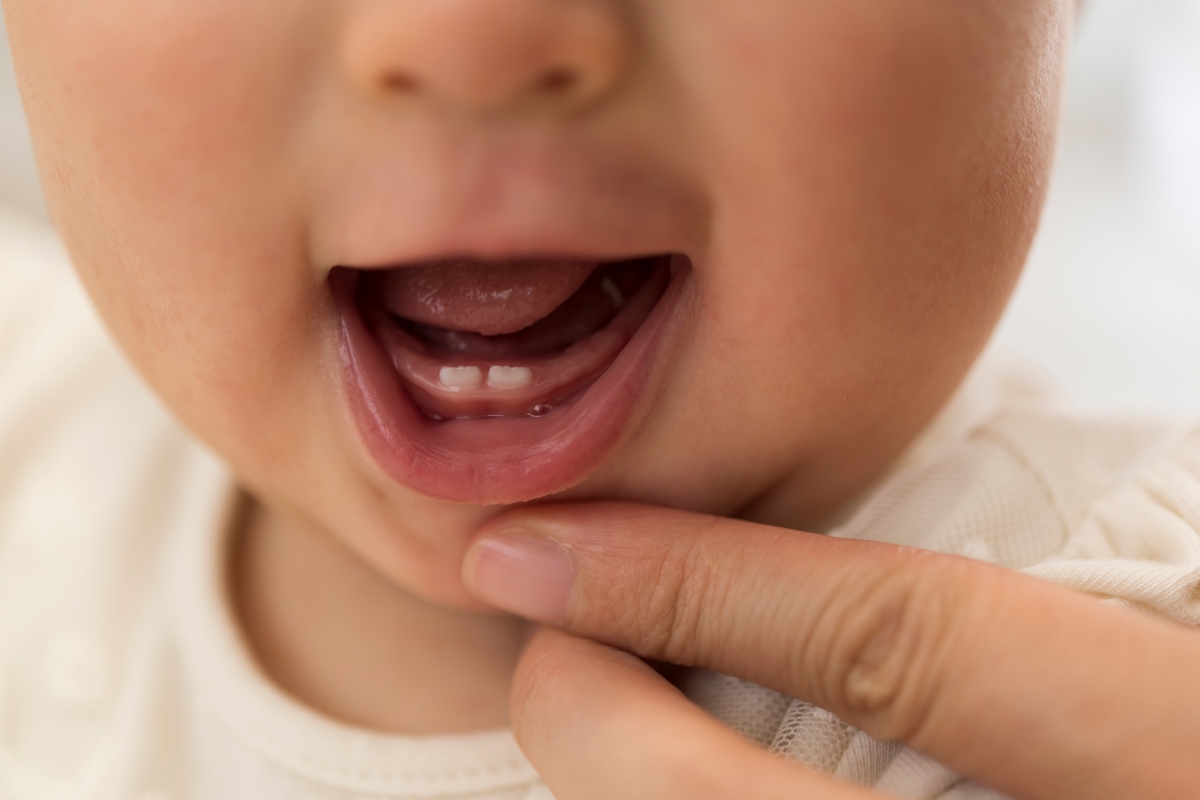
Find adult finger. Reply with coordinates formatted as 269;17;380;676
511;625;878;800
464;502;1200;800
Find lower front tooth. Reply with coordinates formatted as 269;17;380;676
488;366;533;389
439;366;483;389
601;276;626;310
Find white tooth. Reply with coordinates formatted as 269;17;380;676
439;366;483;390
488;366;533;389
601;276;626;310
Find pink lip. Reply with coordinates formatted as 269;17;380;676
333;257;691;505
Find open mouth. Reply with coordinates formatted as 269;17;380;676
362;255;671;420
332;253;689;504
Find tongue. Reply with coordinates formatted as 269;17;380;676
377;259;597;336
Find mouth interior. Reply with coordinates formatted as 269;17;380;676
357;255;673;421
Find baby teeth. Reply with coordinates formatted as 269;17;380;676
601;276;626;310
439;366;483;389
488;366;533;389
436;365;534;391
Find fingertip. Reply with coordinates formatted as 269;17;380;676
508;628;661;766
509;629;874;800
462;531;574;623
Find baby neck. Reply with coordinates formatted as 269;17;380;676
231;499;529;735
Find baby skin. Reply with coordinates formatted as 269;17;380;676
3;0;1071;737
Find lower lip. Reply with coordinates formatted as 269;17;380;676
332;258;690;505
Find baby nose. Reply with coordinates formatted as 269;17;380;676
342;0;631;115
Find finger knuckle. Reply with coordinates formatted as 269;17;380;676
822;552;975;741
604;520;722;664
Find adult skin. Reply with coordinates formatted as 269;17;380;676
462;502;1200;799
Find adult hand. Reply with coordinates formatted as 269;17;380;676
461;502;1200;800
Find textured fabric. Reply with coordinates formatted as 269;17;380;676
0;209;545;800
684;375;1200;799
3;206;1200;799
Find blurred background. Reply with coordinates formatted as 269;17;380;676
1;1;1198;416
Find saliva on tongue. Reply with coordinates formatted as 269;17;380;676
365;258;657;421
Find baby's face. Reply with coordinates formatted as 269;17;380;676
4;0;1071;606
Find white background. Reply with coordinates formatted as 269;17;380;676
990;0;1200;416
2;1;1199;416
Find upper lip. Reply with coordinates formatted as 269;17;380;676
348;250;668;272
332;230;702;275
305;132;709;273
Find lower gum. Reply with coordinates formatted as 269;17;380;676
363;256;674;422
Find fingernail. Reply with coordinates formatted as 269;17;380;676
464;532;573;623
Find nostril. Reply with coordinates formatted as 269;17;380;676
383;71;422;93
536;67;580;96
343;0;631;113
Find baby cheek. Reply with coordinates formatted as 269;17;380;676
17;4;320;348
8;1;338;467
21;2;283;183
23;1;304;246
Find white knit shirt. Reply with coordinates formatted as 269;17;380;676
681;381;1200;798
2;206;1198;800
